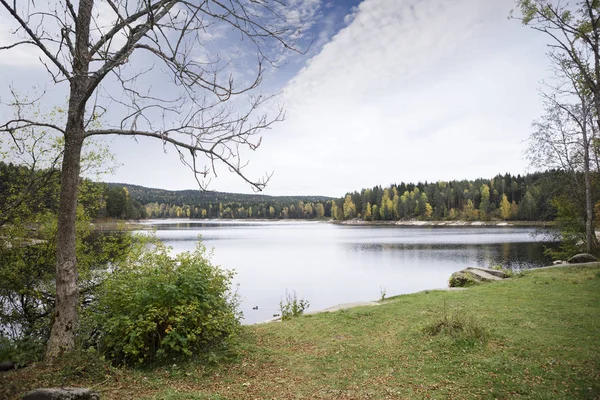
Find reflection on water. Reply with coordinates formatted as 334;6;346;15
348;242;552;270
138;220;558;324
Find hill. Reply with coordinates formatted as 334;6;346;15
106;182;333;206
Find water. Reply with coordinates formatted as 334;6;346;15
139;220;557;324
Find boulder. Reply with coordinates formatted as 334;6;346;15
468;267;509;279
568;253;597;264
449;267;508;288
0;361;15;372
22;388;99;400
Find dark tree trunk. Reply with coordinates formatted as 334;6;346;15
45;0;93;358
582;121;595;254
45;110;84;357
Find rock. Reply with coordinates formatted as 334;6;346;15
553;260;564;265
449;267;508;288
468;267;509;279
22;388;99;400
0;361;15;372
568;253;597;263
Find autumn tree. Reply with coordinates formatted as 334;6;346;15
343;194;356;220
364;202;372;221
500;194;511;220
479;184;490;220
0;0;309;357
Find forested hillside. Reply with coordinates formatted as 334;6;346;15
330;171;564;222
0;162;571;222
103;183;334;219
100;171;568;222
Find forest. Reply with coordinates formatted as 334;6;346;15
97;171;564;222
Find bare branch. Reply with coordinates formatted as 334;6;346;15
0;0;71;79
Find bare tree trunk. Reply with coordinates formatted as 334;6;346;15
583;127;594;253
45;0;93;359
45;115;84;358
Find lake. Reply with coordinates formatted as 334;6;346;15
139;220;557;324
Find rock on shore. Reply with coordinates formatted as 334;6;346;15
449;267;510;288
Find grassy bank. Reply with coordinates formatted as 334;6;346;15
2;265;599;399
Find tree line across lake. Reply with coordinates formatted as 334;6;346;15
98;170;563;222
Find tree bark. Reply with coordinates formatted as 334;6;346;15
45;113;84;358
45;0;93;359
583;122;594;253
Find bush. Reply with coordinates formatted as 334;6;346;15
0;336;45;367
91;239;240;365
279;291;309;321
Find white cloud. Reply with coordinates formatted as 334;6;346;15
241;0;552;196
1;0;553;197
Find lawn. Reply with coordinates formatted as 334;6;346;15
2;264;599;399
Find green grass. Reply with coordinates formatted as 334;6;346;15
2;265;600;400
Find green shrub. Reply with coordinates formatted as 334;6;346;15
279;291;309;321
91;239;240;365
0;336;45;367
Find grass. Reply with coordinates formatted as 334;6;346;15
2;264;600;399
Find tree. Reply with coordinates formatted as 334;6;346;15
343;194;356;220
364;202;372;221
0;0;307;358
516;0;600;252
479;184;490;220
500;194;511;220
379;189;393;220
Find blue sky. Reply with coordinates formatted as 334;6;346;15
0;0;552;197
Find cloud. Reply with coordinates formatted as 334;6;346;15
242;0;552;196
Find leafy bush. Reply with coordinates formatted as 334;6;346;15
0;206;132;359
279;291;310;321
91;238;240;365
0;336;45;367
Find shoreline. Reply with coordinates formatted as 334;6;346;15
333;219;555;227
256;261;597;325
92;217;555;231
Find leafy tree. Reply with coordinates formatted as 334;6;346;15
520;191;537;220
516;0;600;252
0;0;308;357
424;203;433;220
364;202;372;221
343;195;357;220
463;199;478;221
379;189;393;220
479;184;490;220
500;194;511;220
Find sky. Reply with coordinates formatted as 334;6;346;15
0;0;553;197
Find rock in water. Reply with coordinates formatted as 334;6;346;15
22;388;99;400
568;253;597;263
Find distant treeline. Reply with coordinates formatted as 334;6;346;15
103;171;562;222
103;183;334;220
0;162;565;222
331;171;561;222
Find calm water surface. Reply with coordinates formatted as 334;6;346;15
139;220;557;324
